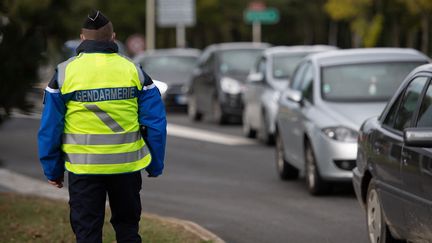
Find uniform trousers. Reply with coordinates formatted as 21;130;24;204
68;171;142;243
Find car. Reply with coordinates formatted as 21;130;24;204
187;42;270;124
242;45;337;144
134;48;201;109
275;48;430;195
62;39;128;59
354;64;432;243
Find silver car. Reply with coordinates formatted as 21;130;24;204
275;48;429;195
242;45;337;144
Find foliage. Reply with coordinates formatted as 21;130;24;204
0;0;431;123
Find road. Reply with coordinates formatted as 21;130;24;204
0;112;368;243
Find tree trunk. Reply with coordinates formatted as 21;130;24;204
328;21;338;46
421;13;429;54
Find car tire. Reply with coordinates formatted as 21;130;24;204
187;95;202;121
213;98;228;125
259;110;275;145
305;142;330;195
366;179;405;243
243;115;257;138
275;130;299;180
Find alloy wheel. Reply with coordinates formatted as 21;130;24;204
305;146;316;190
367;188;382;243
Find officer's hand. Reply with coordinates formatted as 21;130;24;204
48;175;64;188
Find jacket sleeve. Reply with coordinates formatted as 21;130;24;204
138;70;167;177
37;70;66;180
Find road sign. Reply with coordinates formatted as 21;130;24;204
244;8;279;24
157;0;196;27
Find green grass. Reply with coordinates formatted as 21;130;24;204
0;193;209;243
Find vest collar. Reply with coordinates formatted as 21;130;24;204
76;40;119;55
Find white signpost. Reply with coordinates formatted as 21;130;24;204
157;0;196;48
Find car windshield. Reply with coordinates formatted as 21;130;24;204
140;55;197;77
321;62;425;102
272;54;306;80
219;49;264;75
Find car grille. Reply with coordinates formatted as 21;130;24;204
333;160;356;171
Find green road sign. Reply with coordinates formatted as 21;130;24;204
244;8;279;24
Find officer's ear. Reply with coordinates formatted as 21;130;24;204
111;32;116;41
80;34;86;41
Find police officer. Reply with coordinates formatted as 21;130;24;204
38;10;166;243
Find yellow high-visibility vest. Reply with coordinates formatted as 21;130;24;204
57;52;151;174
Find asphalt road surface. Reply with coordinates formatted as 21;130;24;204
0;112;368;243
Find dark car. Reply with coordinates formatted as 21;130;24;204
187;42;270;124
62;39;128;59
134;48;201;109
354;64;432;243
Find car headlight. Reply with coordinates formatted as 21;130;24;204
322;126;358;142
221;77;243;95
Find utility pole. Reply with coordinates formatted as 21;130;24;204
252;21;261;43
176;24;186;48
146;0;155;50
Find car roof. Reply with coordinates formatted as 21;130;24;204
133;48;201;62
205;42;271;52
411;63;432;74
307;48;430;66
263;45;338;57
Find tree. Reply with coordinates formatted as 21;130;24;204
324;0;383;47
399;0;432;53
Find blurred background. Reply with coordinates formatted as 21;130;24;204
1;0;432;120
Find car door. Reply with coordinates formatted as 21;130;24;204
244;57;267;129
373;76;429;233
400;77;432;240
196;53;216;114
283;62;313;168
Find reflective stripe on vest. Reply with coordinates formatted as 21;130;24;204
63;131;141;145
58;52;151;174
65;146;149;164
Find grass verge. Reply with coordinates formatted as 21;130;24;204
0;193;209;243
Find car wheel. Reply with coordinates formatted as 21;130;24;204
213;98;227;125
367;180;404;243
275;130;299;180
305;142;330;195
259;110;275;145
187;95;202;121
242;115;257;138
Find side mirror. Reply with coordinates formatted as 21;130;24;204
404;128;432;147
282;89;303;104
247;72;264;84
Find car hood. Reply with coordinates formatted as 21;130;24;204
318;102;387;130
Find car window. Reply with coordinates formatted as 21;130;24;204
383;92;403;127
290;62;308;90
393;76;428;131
219;49;264;75
321;62;424;102
417;81;432;127
300;64;314;102
272;54;306;80
258;57;267;75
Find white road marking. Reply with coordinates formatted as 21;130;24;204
167;123;257;146
10;112;257;146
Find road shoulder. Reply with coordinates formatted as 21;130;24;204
0;168;224;243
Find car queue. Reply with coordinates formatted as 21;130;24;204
130;43;432;243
